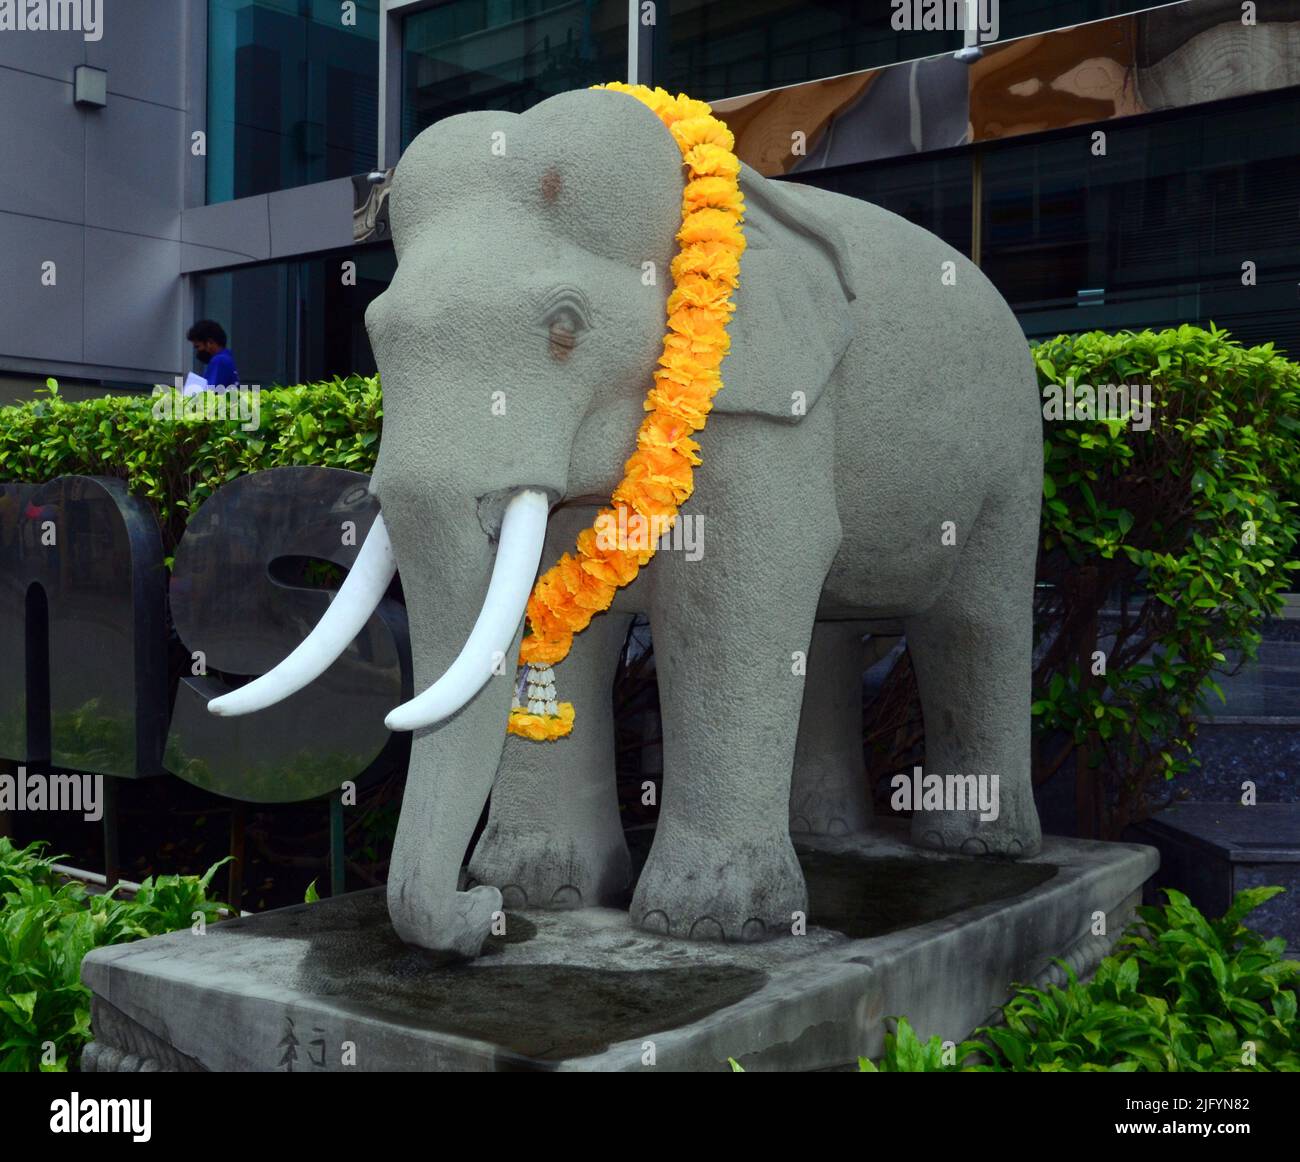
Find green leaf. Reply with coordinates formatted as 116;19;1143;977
1221;886;1286;929
0;837;229;1069
1117;957;1139;994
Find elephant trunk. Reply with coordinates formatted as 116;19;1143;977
385;491;543;958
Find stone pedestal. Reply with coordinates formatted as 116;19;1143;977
81;824;1156;1072
1130;802;1300;956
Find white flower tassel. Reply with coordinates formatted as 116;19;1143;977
518;664;561;719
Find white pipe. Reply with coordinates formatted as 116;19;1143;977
384;489;548;732
50;864;249;916
207;515;397;717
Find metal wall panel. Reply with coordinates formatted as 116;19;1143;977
180;194;272;262
0;211;85;365
86;0;188;109
84;97;186;240
0;67;85;223
83;229;183;377
0;20;85;79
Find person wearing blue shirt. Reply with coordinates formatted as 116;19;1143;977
187;319;239;389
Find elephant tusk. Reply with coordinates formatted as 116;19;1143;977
384;489;548;733
207;515;398;717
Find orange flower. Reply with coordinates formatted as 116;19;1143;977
553;552;615;612
656;362;718;396
683;175;744;215
509;82;743;742
671;117;735;153
678;207;745;250
643;386;713;430
577;517;644;585
681;142;741;179
667;307;733;354
637;412;703;464
591;503;668;565
669;97;716;124
672;242;741;286
519;631;572;667
524;590;570;640
621;446;694;504
579;554;640;587
508;701;576;741
614;461;682;510
667;273;734;313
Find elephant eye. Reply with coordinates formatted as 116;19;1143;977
540;294;590;363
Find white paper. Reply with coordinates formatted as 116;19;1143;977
182;372;209;396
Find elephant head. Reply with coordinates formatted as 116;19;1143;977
210;87;858;957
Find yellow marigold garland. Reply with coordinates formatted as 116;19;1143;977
506;83;745;742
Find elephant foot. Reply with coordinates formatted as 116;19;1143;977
468;824;631;910
388;882;502;960
790;772;871;837
909;805;1042;860
630;827;807;943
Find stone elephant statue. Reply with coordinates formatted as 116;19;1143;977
211;87;1043;958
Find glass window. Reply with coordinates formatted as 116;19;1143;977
662;2;1186;104
193;247;397;387
980;91;1300;355
402;0;628;149
298;248;398;383
784;89;1300;357
996;1;1180;44
208;0;381;204
663;0;962;102
790;151;974;258
194;262;294;386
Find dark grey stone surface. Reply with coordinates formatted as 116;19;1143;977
1137;802;1300;861
1130;802;1300;954
82;826;1155;1072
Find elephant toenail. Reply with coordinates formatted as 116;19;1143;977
918;830;944;850
500;884;528;910
639;909;670;935
827;818;849;837
689;916;725;941
960;837;989;856
740;918;768;942
550;885;583;909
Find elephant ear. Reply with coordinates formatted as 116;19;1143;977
710;166;858;422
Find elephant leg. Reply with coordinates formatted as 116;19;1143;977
468;611;633;909
903;489;1042;858
789;620;873;836
631;429;840;941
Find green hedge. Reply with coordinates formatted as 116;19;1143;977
0;375;381;554
868;325;1300;838
1030;325;1300;835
